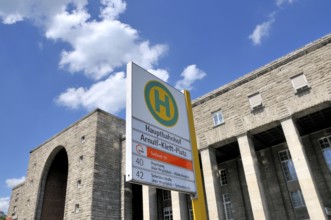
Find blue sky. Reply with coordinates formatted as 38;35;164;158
0;0;330;213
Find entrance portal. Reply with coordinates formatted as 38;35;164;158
40;149;68;220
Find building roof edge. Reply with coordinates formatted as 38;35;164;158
192;33;331;107
29;108;124;153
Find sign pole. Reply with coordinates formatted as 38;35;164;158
184;90;207;220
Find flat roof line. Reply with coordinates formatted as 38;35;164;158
193;33;331;107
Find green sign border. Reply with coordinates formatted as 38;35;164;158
144;80;178;127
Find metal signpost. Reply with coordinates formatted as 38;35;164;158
126;62;207;219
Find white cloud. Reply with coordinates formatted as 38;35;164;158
0;0;178;114
0;0;167;81
147;68;170;82
175;65;206;91
55;67;171;113
249;0;298;45
56;72;126;113
100;0;127;20
45;2;166;80
249;16;275;46
276;0;296;7
6;176;25;188
2;13;23;24
0;197;10;213
0;0;87;25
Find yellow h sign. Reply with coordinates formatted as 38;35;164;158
144;80;178;127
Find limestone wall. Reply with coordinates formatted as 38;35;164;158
193;34;331;150
7;109;125;220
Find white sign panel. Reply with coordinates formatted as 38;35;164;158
126;62;196;193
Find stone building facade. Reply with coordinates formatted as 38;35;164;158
7;110;126;220
7;34;331;220
192;33;331;220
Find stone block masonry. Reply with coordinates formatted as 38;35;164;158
7;109;125;220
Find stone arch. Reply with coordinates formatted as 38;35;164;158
35;146;69;220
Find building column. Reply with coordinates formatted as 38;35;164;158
200;147;223;219
121;177;132;220
143;186;158;220
121;138;132;220
237;134;270;220
281;117;327;219
171;192;188;220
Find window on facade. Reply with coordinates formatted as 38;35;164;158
318;137;331;172
291;73;309;92
163;206;173;220
219;169;228;186
289;190;305;208
212;110;224;126
79;155;84;162
77;179;82;188
279;150;297;182
163;190;171;200
248;92;263;111
15;193;19;201
81;135;86;143
75;204;80;213
12;205;17;216
222;194;233;220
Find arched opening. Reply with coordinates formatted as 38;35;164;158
39;148;68;220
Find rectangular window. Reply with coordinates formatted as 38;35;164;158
218;169;228;186
290;190;305;208
163;190;171;200
163;206;173;220
77;179;82;188
222;194;233;220
279;150;297;182
212;110;224;126
291;73;309;92
75;204;80;213
248;92;263;110
12;205;16;216
318;137;331;172
81;135;86;143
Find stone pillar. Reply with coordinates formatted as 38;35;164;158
121;138;132;220
237;134;270;220
143;186;158;220
171;192;188;220
200;147;223;219
281;117;327;219
121;176;132;220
